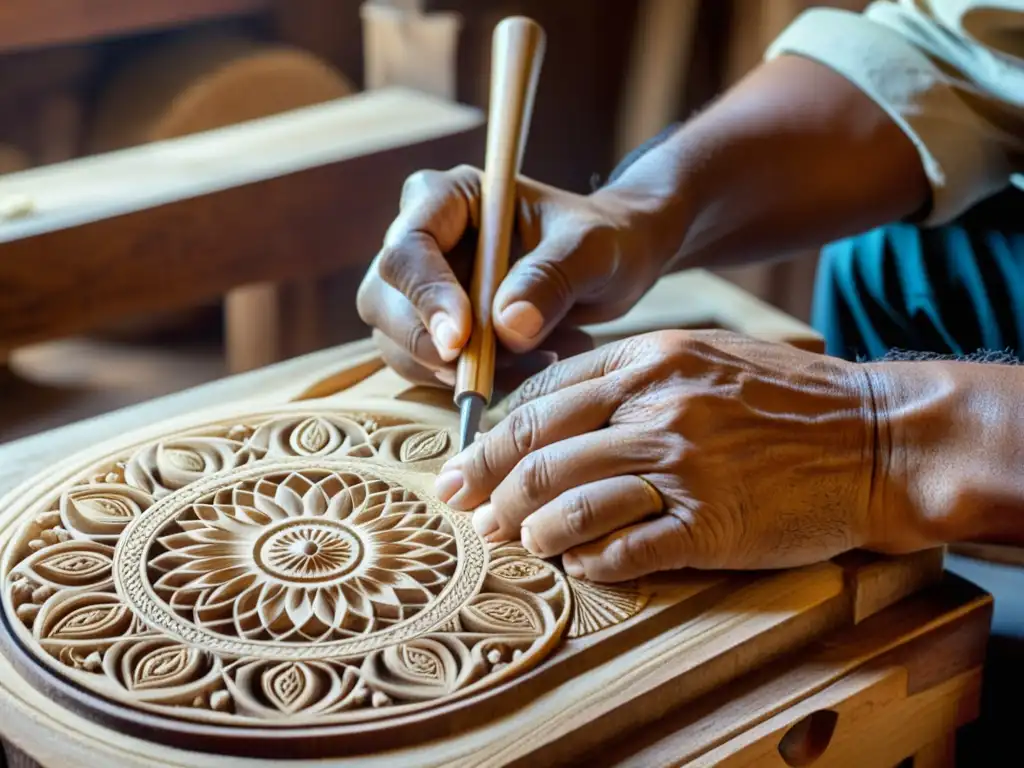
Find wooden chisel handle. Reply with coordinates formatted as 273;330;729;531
455;16;546;409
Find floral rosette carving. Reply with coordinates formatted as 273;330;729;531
0;407;646;736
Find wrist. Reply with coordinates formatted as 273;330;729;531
863;360;1024;551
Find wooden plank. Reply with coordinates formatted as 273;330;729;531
0;88;484;354
596;574;991;766
0;0;270;54
584;269;824;351
0;340;379;496
0;336;973;767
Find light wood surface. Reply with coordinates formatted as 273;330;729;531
0;268;821;478
361;1;462;100
0;319;982;766
0;88;484;355
457;17;545;409
585;268;824;351
0;0;269;54
86;28;359;372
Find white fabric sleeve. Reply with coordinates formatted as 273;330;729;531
766;1;1024;226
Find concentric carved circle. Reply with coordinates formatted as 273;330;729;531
0;406;645;754
255;519;363;583
119;461;484;658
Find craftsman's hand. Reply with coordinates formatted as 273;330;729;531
356;165;666;389
434;330;936;581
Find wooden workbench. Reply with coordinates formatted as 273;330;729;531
0;274;991;766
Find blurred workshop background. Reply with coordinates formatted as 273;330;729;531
0;0;865;443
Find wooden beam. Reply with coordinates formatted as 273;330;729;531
0;88;484;354
0;0;271;54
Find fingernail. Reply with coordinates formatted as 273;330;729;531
472;504;499;539
435;368;455;386
562;552;584;578
521;526;541;556
429;314;461;359
435;470;464;504
499;301;544;342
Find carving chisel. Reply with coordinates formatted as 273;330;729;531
455;16;546;451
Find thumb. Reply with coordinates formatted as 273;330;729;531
377;167;481;361
493;226;618;353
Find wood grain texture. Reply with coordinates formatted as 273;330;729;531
0;337;972;766
0;0;270;54
0;89;484;354
594;574;991;767
582;269;824;351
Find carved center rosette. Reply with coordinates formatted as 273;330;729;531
0;408;645;740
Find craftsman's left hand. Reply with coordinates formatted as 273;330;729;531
435;330;896;581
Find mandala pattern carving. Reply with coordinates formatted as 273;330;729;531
0;407;647;739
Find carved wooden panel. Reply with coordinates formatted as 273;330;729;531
0;356;948;766
0;402;645;758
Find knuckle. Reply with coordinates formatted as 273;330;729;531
506;407;541;456
563;493;594;538
404;278;451;314
658;433;690;470
403;321;429;359
450;163;482;180
471;436;500;485
518;257;575;306
517;453;551;505
355;277;377;326
376;244;410;287
608;533;659;576
400;169;438;202
510;370;552;410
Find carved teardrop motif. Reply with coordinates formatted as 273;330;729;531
491;561;544;581
262;662;318;713
61;486;154;542
162;448;205;473
294;418;331;454
32;549;112;587
399;430;450;463
402;645;442;682
462;595;540;635
131;645;199;691
48;602;129;641
78;496;135;519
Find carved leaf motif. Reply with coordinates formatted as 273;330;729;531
132;645;197;690
399;429;450;463
60;485;154;543
49;602;129;640
463;596;540;634
491;560;544;581
295;418;331;454
32;548;112;587
262;662;318;713
79;497;133;519
402;645;442;681
163;448;204;473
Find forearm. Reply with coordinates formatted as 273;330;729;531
867;360;1024;549
597;54;930;272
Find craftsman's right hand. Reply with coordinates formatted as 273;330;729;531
357;165;665;389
